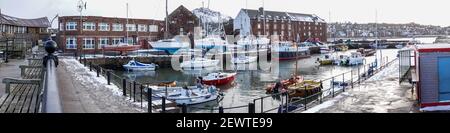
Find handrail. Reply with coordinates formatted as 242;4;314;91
41;56;62;113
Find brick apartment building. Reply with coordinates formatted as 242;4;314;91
234;7;327;42
57;16;163;54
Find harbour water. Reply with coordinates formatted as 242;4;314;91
112;49;400;113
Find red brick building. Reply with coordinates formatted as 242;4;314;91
234;8;327;42
57;16;163;54
166;5;199;38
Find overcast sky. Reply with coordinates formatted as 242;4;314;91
1;0;449;28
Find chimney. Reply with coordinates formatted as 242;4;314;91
259;7;264;14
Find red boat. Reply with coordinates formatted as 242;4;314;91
102;43;141;54
201;72;237;86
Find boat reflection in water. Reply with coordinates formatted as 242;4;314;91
122;71;156;81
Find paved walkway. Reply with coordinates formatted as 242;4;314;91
0;59;27;97
303;61;419;113
58;58;143;113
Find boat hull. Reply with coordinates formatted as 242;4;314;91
231;56;257;64
272;51;311;60
202;74;236;86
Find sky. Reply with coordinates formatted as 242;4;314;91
1;0;449;28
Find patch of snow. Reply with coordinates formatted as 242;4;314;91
302;92;349;113
193;8;232;23
61;59;148;112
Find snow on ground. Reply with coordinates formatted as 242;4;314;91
61;58;146;113
302;60;418;113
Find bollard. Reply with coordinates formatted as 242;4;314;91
161;97;166;113
182;104;188;113
89;62;92;71
107;71;111;85
96;66;100;77
248;103;255;113
122;79;127;96
219;106;224;113
261;99;264;113
148;86;152;113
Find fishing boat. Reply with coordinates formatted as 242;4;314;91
231;55;257;64
123;60;158;71
180;58;220;69
357;48;376;57
286;80;322;98
272;42;311;60
149;39;189;55
266;76;304;94
201;72;237;86
316;54;336;65
337;52;364;66
150;85;221;105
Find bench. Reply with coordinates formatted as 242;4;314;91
0;58;45;113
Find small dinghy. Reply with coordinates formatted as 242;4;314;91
201;72;237;86
150;85;222;105
123;60;158;71
231;55;257;64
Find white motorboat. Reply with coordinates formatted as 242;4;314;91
231;55;257;64
180;58;220;69
123;60;158;71
150;39;189;55
150;85;221;105
337;52;364;66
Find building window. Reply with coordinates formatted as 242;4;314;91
99;23;110;31
83;22;96;31
66;22;77;30
257;23;261;29
138;24;147;32
273;31;278;35
288;25;291;30
99;38;109;48
83;38;95;49
281;24;285;30
112;24;123;31
112;38;123;45
149;25;158;32
126;24;136;31
66;37;77;49
274;25;277;30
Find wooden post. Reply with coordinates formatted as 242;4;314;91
182;104;187;113
248;103;255;113
219;106;224;113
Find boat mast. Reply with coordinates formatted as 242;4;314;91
165;0;169;39
126;3;129;44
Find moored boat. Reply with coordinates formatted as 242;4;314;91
201;72;237;86
150;39;189;55
231;55;257;64
180;58;220;69
272;42;311;60
123;60;158;71
286;80;322;98
337;52;364;66
150;85;221;105
357;48;376;57
316;54;336;66
102;43;141;53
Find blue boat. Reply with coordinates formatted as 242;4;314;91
123;60;158;71
149;39;189;55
